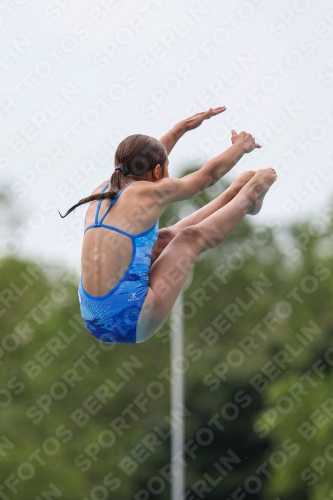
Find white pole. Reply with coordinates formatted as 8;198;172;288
170;289;184;500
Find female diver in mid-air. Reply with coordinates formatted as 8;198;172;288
59;107;277;344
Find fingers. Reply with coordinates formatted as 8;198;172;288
230;130;262;149
194;106;226;121
213;106;226;115
251;134;262;149
231;130;238;142
206;106;226;119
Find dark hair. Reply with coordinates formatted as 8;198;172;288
58;134;167;218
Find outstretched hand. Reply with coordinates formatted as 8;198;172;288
159;106;226;155
231;130;262;153
185;106;226;131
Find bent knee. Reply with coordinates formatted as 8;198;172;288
158;227;175;244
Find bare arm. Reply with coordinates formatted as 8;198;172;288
98;108;225;187
159;107;226;154
152;131;261;205
201;130;261;182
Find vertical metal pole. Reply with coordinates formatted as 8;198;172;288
170;289;184;500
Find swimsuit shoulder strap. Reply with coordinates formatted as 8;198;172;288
94;183;110;225
99;182;133;224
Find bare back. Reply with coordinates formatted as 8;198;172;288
81;180;162;297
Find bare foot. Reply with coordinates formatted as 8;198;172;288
243;168;277;215
229;170;256;197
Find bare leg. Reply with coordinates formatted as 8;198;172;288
151;170;256;264
137;168;277;342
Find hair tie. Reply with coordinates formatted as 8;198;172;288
115;166;124;173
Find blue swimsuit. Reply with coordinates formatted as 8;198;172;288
78;182;159;344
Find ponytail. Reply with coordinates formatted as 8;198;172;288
58;169;123;218
58;134;167;218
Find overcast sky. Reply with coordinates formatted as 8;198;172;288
1;0;333;270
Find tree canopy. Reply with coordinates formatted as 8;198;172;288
1;180;333;499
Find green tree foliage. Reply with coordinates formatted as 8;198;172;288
1;179;333;499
